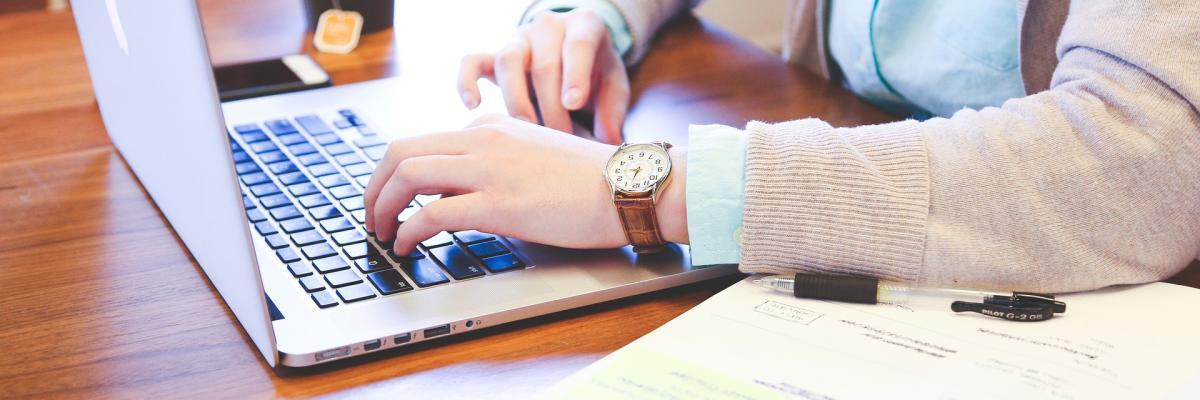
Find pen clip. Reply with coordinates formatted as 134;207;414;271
950;292;1066;322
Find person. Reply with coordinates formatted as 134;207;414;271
363;0;1200;293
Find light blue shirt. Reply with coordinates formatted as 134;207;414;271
532;0;1025;266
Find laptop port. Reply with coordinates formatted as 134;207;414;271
393;333;411;345
363;339;382;351
315;346;350;362
423;324;451;338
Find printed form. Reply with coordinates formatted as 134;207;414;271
544;277;1200;399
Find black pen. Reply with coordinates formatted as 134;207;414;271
753;273;1066;322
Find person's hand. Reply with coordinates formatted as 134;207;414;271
457;8;629;144
363;114;687;255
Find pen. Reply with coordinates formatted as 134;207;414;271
753;273;1066;322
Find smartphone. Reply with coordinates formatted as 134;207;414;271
213;54;331;102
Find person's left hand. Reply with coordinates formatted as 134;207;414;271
363;114;687;255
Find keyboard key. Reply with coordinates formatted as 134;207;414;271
400;258;450;287
309;205;342;221
249;141;278;154
299;193;331;208
481;254;525;273
421;231;454;248
356;251;391;273
332;230;366;246
287;262;314;277
334;118;354;129
329;185;359;200
288;143;317;156
427;244;485;280
318;174;350;189
311;291;338;308
277;133;307;146
268;161;298;175
321;217;354;233
343;242;369;259
266;119;298;134
453;230;496;244
269;205;302;221
235;161;260;174
313;257;350;273
398;206;420;223
242;195;255;209
308;163;338;177
232;150;251;163
312;133;342;146
415;195;440;206
259;194;291;209
347;115;364;126
341;196;364;211
264;234;289;249
324;269;362;288
295;114;334;135
335;153;364;166
280;218;314;234
290;230;325;247
240;172;270;186
367;269;413;295
254;221;277;235
246;208;267;223
324;142;354;155
355;175;371;187
300;276;326;293
259;151;288;164
249;182;280;197
239;131;268;143
345;163;373;177
277;171;308;185
288;182;319;197
276;247;301;263
387;248;426;263
301;243;337;259
234;123;261;134
363;145;387;161
351;209;366;223
338;109;356;118
336;283;376;303
467;240;509;258
357;125;376;136
353;135;386;148
297;153;327;166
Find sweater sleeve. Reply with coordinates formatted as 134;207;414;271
738;0;1200;293
604;0;702;64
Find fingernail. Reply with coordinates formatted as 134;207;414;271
563;87;582;109
461;91;478;108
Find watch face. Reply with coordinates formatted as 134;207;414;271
606;143;671;193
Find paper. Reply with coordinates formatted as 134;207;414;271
544;277;1200;399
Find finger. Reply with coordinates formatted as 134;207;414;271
392;192;489;254
560;14;607;110
364;129;482;232
457;53;495;109
371;155;481;242
527;30;573;132
493;38;537;123
592;48;630;144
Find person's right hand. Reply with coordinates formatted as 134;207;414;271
457;8;629;145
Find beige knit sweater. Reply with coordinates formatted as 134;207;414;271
597;0;1200;293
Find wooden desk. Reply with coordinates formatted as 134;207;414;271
1;1;1196;398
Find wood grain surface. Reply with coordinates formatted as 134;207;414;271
1;1;1195;399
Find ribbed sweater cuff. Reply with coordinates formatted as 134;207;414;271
740;119;930;283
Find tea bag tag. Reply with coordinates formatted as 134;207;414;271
314;9;363;54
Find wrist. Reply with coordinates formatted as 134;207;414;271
656;147;688;244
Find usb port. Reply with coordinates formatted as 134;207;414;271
393;333;412;345
363;339;382;351
423;324;451;338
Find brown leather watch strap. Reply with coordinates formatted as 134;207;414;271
614;193;666;253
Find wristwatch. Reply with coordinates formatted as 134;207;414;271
603;141;673;253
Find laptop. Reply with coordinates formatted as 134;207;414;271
71;0;736;368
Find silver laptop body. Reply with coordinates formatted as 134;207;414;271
71;0;735;367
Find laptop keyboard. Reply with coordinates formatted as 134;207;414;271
230;109;527;310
